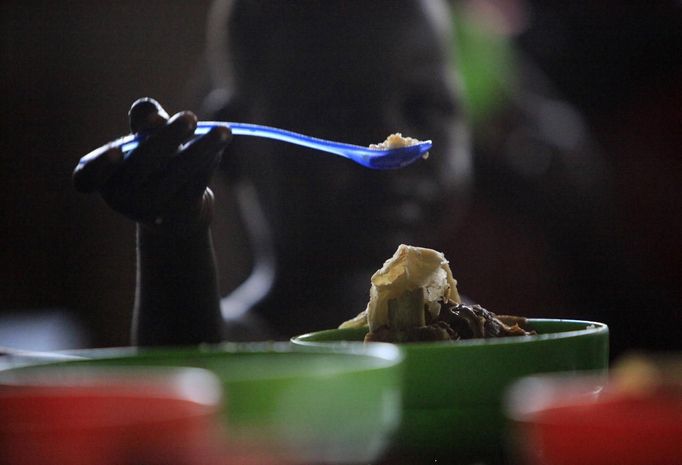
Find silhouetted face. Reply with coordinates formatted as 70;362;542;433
218;0;470;274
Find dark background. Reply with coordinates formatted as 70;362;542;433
2;0;213;347
2;1;680;351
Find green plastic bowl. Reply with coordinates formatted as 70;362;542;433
0;343;404;464
292;319;609;463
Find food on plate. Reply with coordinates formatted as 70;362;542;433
611;353;682;395
339;244;535;343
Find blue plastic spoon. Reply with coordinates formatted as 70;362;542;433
111;121;431;170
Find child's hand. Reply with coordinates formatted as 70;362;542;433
73;98;231;233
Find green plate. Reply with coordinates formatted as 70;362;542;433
292;319;609;463
0;343;404;464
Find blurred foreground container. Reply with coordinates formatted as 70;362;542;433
505;353;682;465
0;366;225;465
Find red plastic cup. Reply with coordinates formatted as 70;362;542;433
0;366;223;465
505;371;682;465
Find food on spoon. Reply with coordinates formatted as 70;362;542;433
339;244;535;343
369;133;422;150
369;133;429;159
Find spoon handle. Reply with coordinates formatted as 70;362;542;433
200;122;366;156
119;122;370;156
